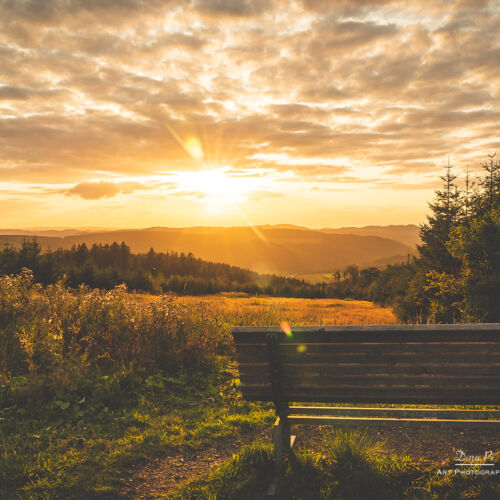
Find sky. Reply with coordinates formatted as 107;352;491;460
1;0;499;229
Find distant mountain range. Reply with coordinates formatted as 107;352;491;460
251;224;420;248
0;224;419;275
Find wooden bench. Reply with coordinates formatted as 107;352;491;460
232;324;500;473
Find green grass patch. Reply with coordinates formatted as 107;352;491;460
0;360;273;499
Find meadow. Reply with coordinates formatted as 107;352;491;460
150;292;398;327
0;272;498;499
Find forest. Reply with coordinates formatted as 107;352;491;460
0;238;346;298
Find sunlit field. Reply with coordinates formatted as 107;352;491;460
141;293;398;327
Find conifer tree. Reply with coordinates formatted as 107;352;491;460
418;160;462;274
476;153;500;214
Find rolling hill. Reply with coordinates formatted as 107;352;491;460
319;224;420;248
0;225;415;275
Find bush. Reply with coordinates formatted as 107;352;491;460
0;270;232;380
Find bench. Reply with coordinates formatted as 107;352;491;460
232;324;500;474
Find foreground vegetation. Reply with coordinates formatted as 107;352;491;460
1;273;498;498
1;360;277;499
0;271;397;379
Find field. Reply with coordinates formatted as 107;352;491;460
1;274;498;499
148;292;398;327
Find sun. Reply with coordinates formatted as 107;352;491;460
189;169;244;197
176;167;256;212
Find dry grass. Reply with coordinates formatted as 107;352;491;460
138;293;398;327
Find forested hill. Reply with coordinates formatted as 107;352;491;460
0;240;346;297
0;226;413;275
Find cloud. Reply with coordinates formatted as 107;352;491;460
193;0;271;17
1;0;498;225
248;190;285;201
309;18;398;54
65;181;149;200
0;0;169;23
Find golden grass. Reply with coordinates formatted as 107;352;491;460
138;293;398;327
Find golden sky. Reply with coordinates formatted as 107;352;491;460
1;0;499;228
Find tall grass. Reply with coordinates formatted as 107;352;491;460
0;270;232;380
164;294;398;327
325;428;386;499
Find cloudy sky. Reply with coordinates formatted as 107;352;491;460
1;0;499;229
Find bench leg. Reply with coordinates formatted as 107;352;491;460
273;416;291;467
267;417;296;496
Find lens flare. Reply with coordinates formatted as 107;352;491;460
297;345;307;353
280;321;292;337
185;137;204;161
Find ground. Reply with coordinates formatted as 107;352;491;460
122;424;500;498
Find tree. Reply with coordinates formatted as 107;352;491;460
476;153;500;213
18;239;42;279
418;161;462;274
0;243;19;275
447;209;500;322
415;154;500;323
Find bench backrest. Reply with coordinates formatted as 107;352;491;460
232;324;500;406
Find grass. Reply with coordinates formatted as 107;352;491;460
0;361;274;499
2;359;499;499
146;293;398;327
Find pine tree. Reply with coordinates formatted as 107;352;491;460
463;166;473;225
479;153;500;212
418;160;462;274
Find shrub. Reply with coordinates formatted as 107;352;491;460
0;270;232;380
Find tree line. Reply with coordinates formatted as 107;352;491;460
0;239;350;298
254;152;498;323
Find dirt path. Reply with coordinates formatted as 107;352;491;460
122;425;499;498
120;428;270;499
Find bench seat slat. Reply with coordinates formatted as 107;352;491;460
233;325;500;345
236;342;500;355
238;362;500;377
233;324;500;334
239;373;500;389
240;384;500;404
287;415;500;427
241;383;500;393
236;349;500;364
288;406;500;419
